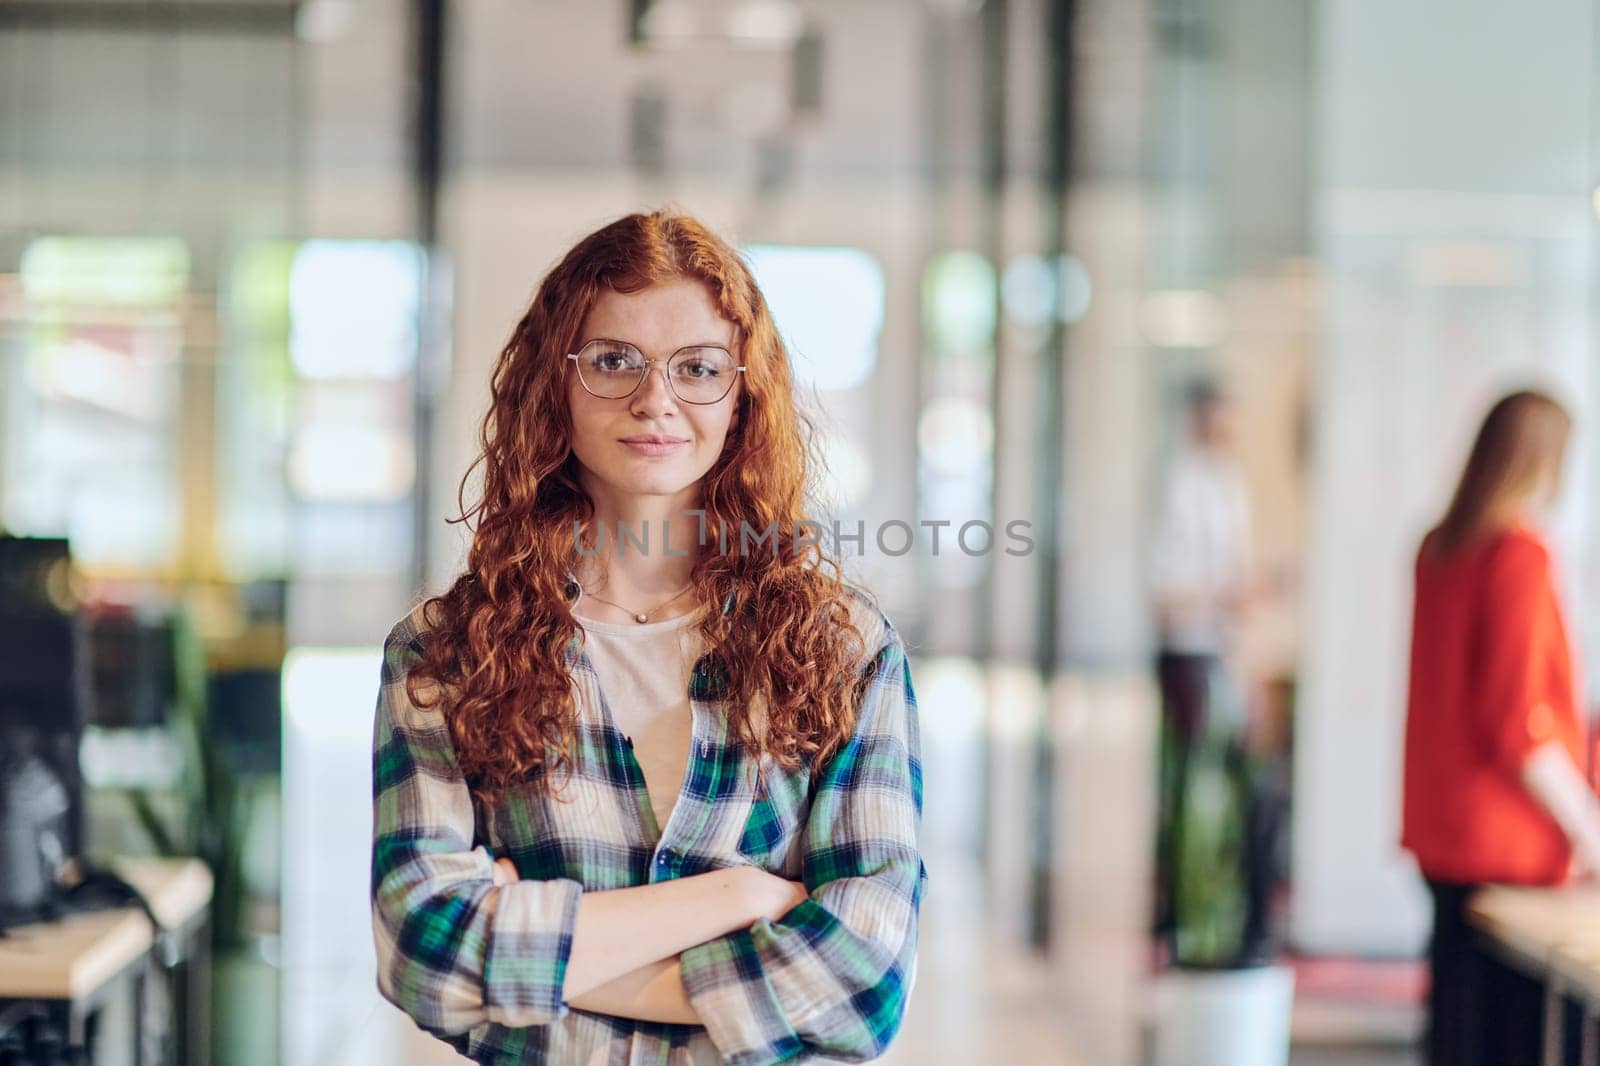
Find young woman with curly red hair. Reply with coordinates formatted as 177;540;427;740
370;211;926;1064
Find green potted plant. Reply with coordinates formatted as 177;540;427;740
1151;662;1295;1066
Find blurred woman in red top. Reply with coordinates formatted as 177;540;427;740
1403;389;1600;1066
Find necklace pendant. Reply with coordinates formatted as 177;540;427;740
635;612;648;623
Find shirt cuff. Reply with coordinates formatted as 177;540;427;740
482;876;584;1026
679;924;805;1065
1503;701;1563;775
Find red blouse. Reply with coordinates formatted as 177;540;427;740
1401;523;1586;886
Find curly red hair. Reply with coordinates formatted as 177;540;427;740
406;210;877;802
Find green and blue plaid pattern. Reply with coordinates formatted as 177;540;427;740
371;589;927;1064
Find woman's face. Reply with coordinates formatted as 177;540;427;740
1532;442;1568;514
566;277;742;510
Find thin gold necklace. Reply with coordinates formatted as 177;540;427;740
577;580;694;624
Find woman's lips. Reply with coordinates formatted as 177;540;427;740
619;438;688;457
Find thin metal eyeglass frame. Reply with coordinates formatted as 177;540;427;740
566;339;746;404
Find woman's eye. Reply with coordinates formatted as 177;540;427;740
678;361;718;379
594;352;632;371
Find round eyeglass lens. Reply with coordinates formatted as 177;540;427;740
574;341;647;398
668;347;738;403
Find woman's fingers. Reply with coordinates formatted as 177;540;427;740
783;879;811;914
492;856;518;887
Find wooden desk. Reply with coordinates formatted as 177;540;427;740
0;858;213;1063
1468;885;1600;1066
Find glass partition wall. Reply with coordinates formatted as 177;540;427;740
0;9;426;1062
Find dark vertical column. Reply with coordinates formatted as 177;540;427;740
414;0;445;259
411;0;446;596
1039;0;1073;672
1028;0;1075;951
627;0;651;43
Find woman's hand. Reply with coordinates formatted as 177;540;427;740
732;866;810;923
1521;742;1600;882
493;857;805;915
774;878;811;919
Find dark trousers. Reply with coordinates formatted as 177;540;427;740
1425;880;1583;1066
1156;650;1214;743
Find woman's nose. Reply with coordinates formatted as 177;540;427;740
630;363;678;413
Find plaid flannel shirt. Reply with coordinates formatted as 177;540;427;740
370;586;927;1064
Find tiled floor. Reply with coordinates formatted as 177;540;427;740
277;652;1423;1065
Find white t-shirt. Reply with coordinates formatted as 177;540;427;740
571;590;901;1065
1149;444;1253;655
571;597;703;839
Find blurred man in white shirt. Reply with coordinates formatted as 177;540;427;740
1148;378;1257;949
1151;379;1253;670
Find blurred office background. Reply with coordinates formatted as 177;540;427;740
1;0;1598;1063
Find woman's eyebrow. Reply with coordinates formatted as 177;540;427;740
584;336;732;352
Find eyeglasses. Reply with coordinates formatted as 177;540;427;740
566;338;745;405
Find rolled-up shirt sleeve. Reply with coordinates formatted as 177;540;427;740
678;621;927;1064
370;615;584;1039
1473;536;1565;776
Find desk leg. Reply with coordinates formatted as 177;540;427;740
1546;979;1565;1066
72;1002;91;1066
184;919;211;1066
67;997;88;1049
134;960;148;1066
1581;1000;1597;1066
